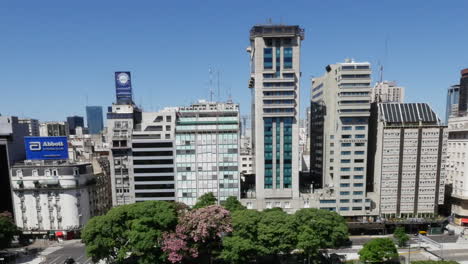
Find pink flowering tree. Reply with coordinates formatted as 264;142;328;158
163;205;232;263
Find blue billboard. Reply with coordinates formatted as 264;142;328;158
24;137;69;160
115;71;133;104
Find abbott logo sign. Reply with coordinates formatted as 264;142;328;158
24;136;68;160
29;142;41;151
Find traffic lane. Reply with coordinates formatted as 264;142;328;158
430;249;468;262
45;242;92;264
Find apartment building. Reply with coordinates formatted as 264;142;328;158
175;100;240;206
369;103;447;218
310;59;373;219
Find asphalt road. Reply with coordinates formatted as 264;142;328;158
45;241;92;264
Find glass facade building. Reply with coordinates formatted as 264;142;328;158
175;101;240;206
446;85;460;123
67;116;84;135
86;106;104;134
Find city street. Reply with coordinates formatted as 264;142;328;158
43;240;91;264
18;240;92;264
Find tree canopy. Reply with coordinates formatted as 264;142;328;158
82;201;178;264
220;209;264;263
163;205;232;263
221;196;246;212
393;226;409;247
294;208;348;259
0;212;19;249
193;192;217;209
358;238;398;263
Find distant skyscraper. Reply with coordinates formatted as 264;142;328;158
371;81;404;103
310;59;373;219
67;115;84;135
86;106;104;134
446;85;460;123
244;25;304;212
18;118;40;136
459;69;468;115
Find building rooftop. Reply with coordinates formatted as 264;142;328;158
13;160;91;168
250;25;304;40
379;103;440;125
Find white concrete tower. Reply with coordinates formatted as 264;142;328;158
245;25;304;211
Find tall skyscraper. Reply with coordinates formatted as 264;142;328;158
371;81;404;103
446;85;460;123
67;115;84;135
244;25;304;211
310;59;373;219
86;106;104;134
175;101;240;206
458;68;468;115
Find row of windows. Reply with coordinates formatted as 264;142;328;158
340;191;364;195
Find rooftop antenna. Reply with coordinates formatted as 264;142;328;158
379;62;384;83
217;70;221;102
85;93;89;106
209;68;214;102
227;84;232;103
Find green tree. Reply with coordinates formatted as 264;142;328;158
82;201;177;264
193;192;217;209
393;226;410;247
358;238;398;263
257;209;296;262
221;196;246;212
220;209;264;263
0;212;19;249
293;208;349;263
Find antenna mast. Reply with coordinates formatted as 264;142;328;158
209;68;214;102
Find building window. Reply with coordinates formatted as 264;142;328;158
283;48;293;69
264;48;273;69
341;151;351;155
356;126;366;130
342;126;352;131
340;183;350;187
355;134;365;139
341;143;351;147
340;191;350;195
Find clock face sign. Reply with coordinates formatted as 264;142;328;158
117;73;130;85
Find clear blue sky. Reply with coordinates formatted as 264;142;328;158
1;0;467;122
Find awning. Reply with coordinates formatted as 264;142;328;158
461;218;468;224
55;231;64;237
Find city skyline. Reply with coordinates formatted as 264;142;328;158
1;0;468;121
